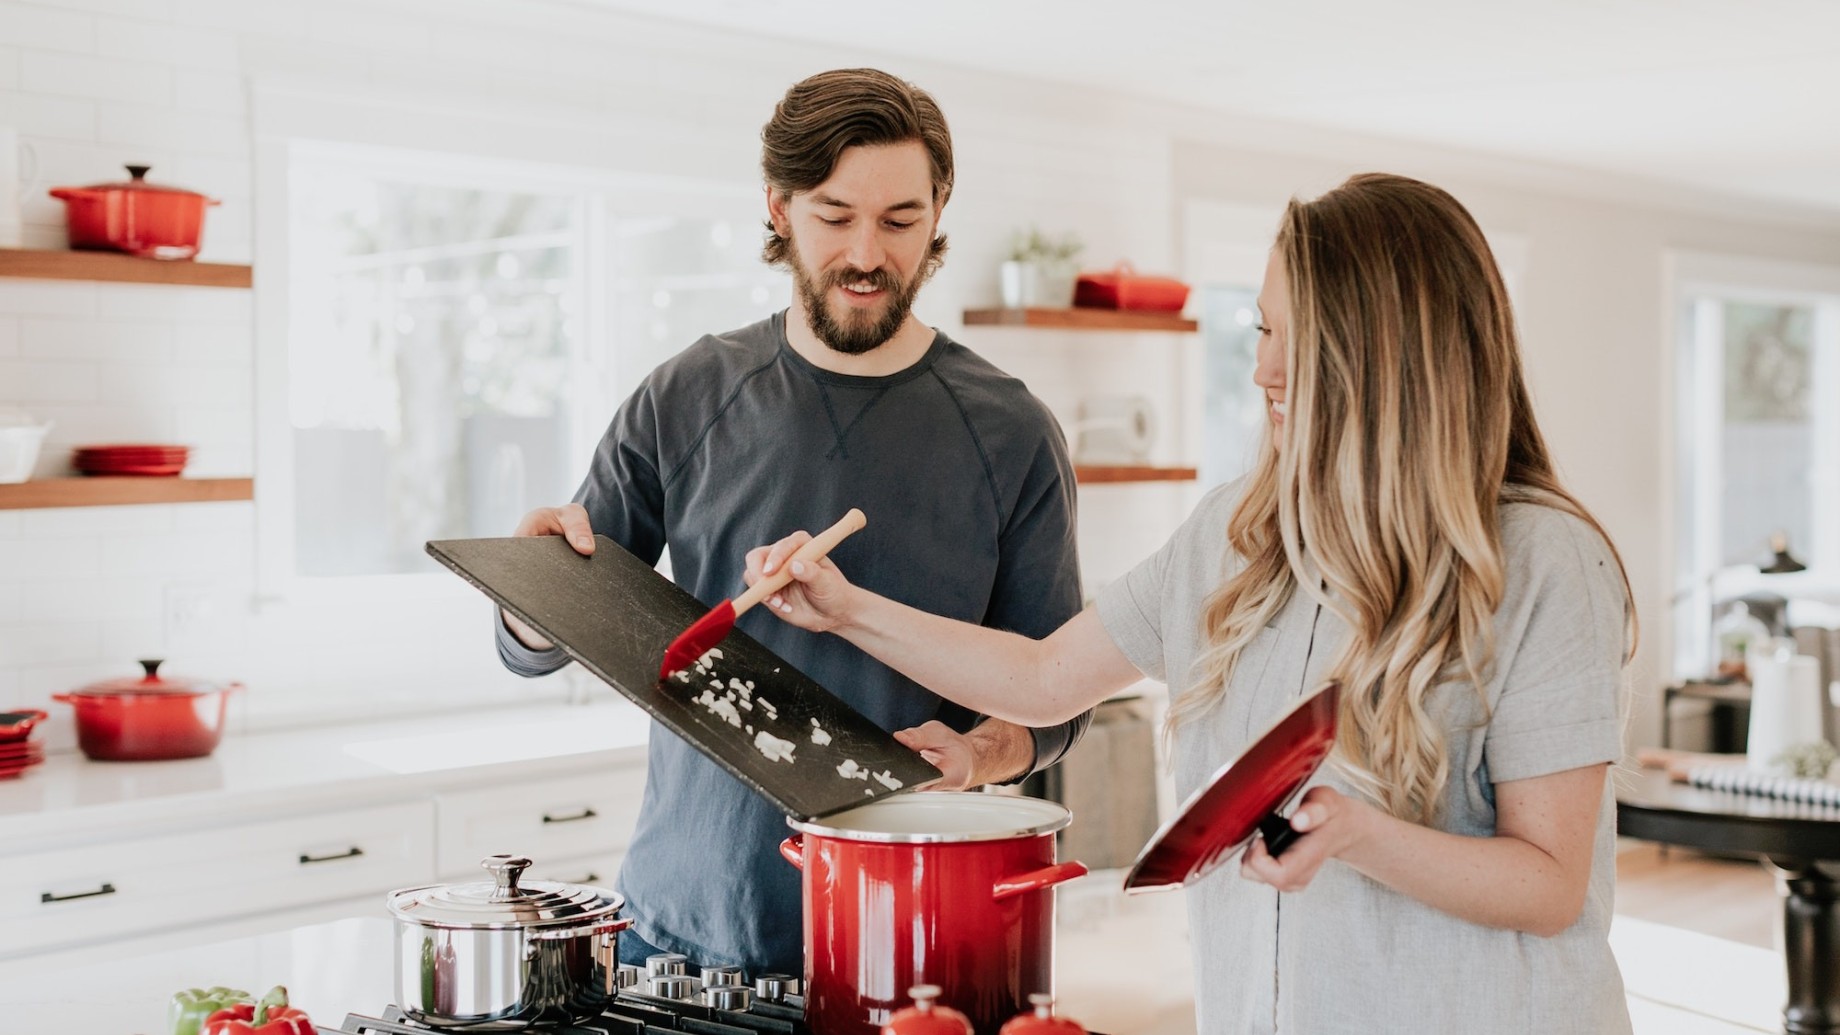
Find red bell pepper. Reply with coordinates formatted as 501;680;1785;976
202;986;314;1035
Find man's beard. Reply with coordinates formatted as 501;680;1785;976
790;245;925;356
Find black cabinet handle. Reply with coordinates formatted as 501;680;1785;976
299;846;365;865
541;807;598;825
42;883;117;903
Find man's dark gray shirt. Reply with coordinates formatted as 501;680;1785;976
495;311;1086;974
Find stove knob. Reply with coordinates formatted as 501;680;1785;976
707;985;754;1011
754;973;799;1002
702;965;745;987
646;952;689;977
614;964;644;990
648;974;698;1000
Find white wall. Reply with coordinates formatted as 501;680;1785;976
2;0;1838;752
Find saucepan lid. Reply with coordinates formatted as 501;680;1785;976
387;854;624;929
1123;681;1340;893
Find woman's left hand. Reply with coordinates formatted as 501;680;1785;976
1239;785;1373;892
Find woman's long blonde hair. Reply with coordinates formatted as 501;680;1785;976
1171;173;1635;824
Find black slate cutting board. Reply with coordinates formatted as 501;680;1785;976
427;534;940;820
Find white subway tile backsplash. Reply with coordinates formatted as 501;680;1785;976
21;137;170;194
100;615;167;659
0;89;97;140
173;407;251;453
0;280;95;317
95;361;246;405
171;69;244;115
18;503;172;538
0;47;18;91
170;323;249;366
52;0;174;19
0;583;18;624
16;575;163;622
30;401;176;446
0;538;102;580
172;0;308;35
20;51;172;105
168;500;251;532
0;359;98;402
97;103;247;159
0;316;17;357
95;282;249;323
100;530;251;578
0;623;106;667
20;318;175;361
0;513;18;537
0;3;95;54
96;17;238;71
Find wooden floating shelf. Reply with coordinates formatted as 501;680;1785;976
0;249;252;288
1074;466;1198;484
963;307;1198;333
0;477;254;510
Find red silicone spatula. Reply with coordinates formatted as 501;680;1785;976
658;508;867;680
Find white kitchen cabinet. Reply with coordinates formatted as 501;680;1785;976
434;766;645;880
0;800;434;959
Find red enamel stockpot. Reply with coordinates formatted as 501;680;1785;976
52;659;242;761
49;165;218;260
780;793;1088;1035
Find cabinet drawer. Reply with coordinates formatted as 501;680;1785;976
435;770;643;879
0;800;434;957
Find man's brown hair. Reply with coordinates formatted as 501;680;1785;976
760;68;953;274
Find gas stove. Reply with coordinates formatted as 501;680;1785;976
316;987;811;1035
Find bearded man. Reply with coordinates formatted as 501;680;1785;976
495;67;1089;977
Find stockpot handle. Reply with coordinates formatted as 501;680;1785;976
992;860;1088;901
778;836;803;871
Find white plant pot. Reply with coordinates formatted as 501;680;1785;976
998;260;1078;309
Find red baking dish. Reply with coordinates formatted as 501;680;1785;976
49;165;218;260
1073;264;1191;312
1123;681;1340;893
53;659;242;761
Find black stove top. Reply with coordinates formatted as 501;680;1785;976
317;990;811;1035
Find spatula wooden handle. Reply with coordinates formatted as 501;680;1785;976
731;508;866;618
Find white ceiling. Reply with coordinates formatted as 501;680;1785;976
579;0;1840;215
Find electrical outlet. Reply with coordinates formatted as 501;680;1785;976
163;583;218;649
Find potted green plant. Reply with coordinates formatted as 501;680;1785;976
999;227;1082;309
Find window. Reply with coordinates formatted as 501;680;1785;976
266;143;786;590
1671;254;1840;678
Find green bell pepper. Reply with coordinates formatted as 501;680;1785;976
169;987;253;1035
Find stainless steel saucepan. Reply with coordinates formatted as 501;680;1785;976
386;854;633;1030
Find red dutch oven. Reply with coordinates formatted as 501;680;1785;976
49;165;218;260
52;659;242;761
780;793;1088;1035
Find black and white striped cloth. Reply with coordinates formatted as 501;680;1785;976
1686;765;1840;807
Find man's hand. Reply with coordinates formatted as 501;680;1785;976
896;719;1036;791
502;504;596;651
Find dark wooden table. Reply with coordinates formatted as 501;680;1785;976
1619;767;1840;1034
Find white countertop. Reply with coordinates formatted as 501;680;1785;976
0;698;653;845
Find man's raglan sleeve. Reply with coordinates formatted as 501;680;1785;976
982;408;1090;775
494;378;670;677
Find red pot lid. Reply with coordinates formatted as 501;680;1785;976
1122;681;1340;893
881;986;972;1035
64;659;224;698
60;165;211;199
999;995;1086;1035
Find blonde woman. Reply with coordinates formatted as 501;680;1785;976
745;173;1636;1034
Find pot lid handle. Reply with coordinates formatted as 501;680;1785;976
483;854;533;900
125;164;151;181
139;658;163;680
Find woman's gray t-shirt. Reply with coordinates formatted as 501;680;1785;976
1097;481;1631;1035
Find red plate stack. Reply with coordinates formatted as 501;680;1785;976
72;443;191;477
0;709;47;780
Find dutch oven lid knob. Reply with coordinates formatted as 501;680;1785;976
882;985;972;1035
139;658;163;681
125;164;151;181
483;854;534;901
999;993;1088;1035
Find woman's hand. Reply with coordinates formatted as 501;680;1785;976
1239;785;1375;893
743;532;860;633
